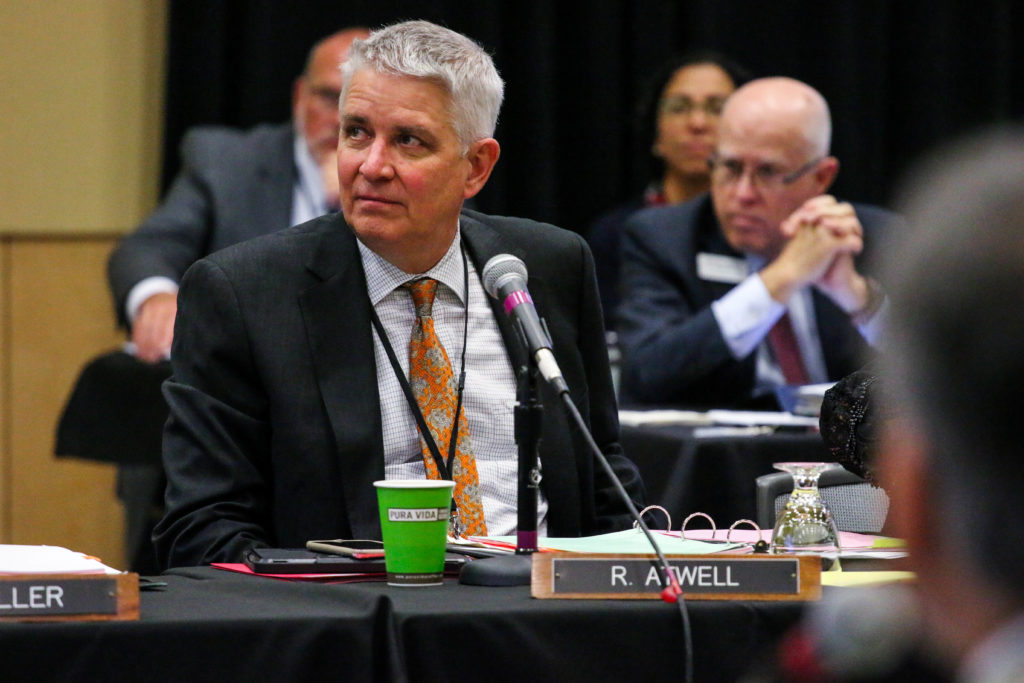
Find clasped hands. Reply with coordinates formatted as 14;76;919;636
760;195;873;316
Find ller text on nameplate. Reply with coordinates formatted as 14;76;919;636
0;579;118;617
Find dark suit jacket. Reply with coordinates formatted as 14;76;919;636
152;210;644;568
108;123;296;326
617;194;900;409
586;197;646;331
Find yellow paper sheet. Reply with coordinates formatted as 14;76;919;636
822;570;916;587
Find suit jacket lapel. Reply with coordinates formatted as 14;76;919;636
460;212;580;532
298;218;385;537
460;213;530;371
697;200;745;302
254;124;297;233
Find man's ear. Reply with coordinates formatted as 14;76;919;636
292;76;307;121
813;156;840;194
463;138;501;199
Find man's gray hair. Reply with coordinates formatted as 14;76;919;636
341;20;504;151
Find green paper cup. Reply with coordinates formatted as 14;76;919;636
373;479;455;586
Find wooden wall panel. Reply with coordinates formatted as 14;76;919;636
0;1;168;569
6;237;125;567
0;1;167;233
0;243;9;541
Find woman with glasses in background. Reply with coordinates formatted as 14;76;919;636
587;51;751;333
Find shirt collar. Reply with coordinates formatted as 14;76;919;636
746;253;767;274
293;133;328;212
358;223;466;306
643;182;668;206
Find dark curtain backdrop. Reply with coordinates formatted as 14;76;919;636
163;0;1024;234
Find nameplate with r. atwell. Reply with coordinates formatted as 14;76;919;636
531;553;820;601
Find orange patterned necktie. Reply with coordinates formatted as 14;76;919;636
403;278;487;536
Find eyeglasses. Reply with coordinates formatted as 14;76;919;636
707;155;823;190
658;95;728;118
309;85;342;110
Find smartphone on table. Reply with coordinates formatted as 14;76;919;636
243;546;386;574
304;539;385;557
244;540;467;575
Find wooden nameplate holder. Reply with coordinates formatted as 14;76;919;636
531;553;820;601
0;572;139;621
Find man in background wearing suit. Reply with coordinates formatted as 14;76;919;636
618;77;899;409
97;27;366;573
108;26;369;362
153;20;643;568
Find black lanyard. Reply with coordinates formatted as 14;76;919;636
368;245;470;485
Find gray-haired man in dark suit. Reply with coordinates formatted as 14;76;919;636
153;20;643;569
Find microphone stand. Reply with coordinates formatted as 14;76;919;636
557;392;692;683
513;362;543;554
458;360;541;586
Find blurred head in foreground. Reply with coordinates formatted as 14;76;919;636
880;127;1024;676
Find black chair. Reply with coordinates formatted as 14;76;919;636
755;467;890;533
55;350;170;574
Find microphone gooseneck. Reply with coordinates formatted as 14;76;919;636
482;252;693;682
557;389;692;682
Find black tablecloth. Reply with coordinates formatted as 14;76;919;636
0;567;803;682
623;425;830;530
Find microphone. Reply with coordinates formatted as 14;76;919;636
479;252;691;680
482;254;569;395
481;253;683;597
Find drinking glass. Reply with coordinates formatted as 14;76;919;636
769;462;842;555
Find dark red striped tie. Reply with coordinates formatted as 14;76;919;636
768;312;809;385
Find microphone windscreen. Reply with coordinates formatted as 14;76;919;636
482;254;528;299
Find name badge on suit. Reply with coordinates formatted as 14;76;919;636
696;253;746;284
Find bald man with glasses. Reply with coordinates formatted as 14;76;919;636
617;77;902;409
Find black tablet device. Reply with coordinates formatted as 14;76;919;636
244;548;466;574
244;548;387;574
